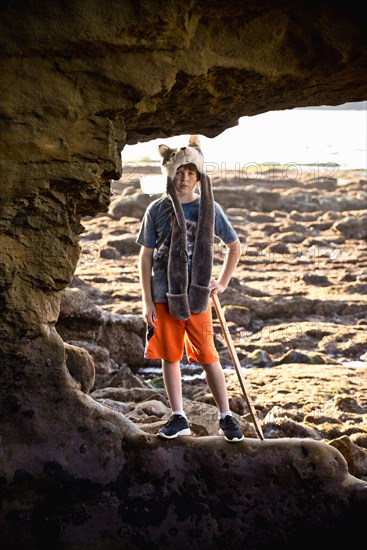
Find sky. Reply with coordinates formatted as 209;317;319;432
121;102;367;178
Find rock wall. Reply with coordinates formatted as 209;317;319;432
0;1;366;548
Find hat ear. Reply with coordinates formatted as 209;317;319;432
158;144;171;157
188;135;201;148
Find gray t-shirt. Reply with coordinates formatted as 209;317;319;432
136;196;238;303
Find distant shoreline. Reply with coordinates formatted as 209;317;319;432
118;165;366;188
296;100;366;111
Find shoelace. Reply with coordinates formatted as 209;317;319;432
222;416;238;429
165;415;184;427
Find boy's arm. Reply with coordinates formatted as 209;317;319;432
210;238;241;295
138;246;157;326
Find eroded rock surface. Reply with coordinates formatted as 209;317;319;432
1;1;367;548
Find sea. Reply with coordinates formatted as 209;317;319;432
121;101;367;178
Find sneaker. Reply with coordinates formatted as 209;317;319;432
158;414;191;439
219;415;244;442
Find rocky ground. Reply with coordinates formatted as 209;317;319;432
56;165;367;480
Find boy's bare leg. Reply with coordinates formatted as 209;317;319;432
162;360;184;412
202;361;230;413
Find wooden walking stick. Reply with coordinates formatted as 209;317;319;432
211;293;264;440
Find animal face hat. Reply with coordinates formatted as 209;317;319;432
158;135;204;178
158;135;214;320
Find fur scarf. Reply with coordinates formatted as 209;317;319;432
158;135;214;320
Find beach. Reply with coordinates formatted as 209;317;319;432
56;164;367;479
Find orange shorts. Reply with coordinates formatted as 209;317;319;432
145;302;219;364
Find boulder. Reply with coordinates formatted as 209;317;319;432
64;342;95;393
57;288;147;367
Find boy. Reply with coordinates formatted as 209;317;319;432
136;135;244;442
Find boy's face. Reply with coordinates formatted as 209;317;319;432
173;165;199;197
